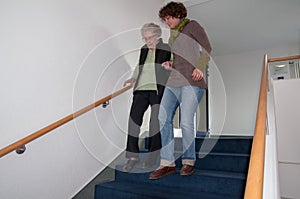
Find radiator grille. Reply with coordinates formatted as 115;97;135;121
295;60;300;78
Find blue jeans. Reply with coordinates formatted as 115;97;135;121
159;86;205;166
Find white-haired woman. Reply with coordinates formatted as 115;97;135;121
123;23;171;172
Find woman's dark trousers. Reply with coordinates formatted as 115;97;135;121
125;91;162;164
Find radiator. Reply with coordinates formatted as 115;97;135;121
295;60;300;78
290;60;300;79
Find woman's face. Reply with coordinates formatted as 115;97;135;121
164;16;181;29
142;31;159;49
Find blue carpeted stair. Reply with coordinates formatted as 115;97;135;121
95;135;252;199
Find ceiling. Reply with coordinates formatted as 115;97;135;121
182;0;300;56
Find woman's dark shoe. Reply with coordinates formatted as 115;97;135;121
122;159;139;172
142;152;159;169
149;166;176;179
179;164;195;176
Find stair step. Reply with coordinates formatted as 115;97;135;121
115;166;247;180
174;152;250;173
95;181;241;199
117;149;250;174
175;136;253;155
113;169;246;196
189;169;246;179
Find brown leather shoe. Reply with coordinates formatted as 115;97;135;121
180;164;195;176
149;166;176;180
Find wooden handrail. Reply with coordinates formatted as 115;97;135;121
0;84;133;158
244;54;268;199
244;54;300;199
268;55;300;63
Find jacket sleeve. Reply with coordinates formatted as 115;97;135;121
195;52;210;72
190;21;212;71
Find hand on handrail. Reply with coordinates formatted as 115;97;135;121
123;78;136;87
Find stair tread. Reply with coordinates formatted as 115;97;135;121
194;169;246;179
174;137;253;156
96;180;240;199
115;165;246;180
112;168;246;196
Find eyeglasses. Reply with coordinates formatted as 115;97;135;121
142;35;157;42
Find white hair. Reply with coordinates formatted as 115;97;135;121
141;23;162;37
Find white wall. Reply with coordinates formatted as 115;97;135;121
272;79;300;199
263;79;281;199
0;0;165;198
211;45;299;136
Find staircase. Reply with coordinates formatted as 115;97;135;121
94;135;252;199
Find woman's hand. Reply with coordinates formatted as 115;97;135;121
161;61;173;70
123;78;136;86
192;68;204;81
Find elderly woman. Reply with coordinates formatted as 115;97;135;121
149;2;212;179
123;23;171;172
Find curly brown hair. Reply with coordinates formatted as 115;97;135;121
159;1;187;20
